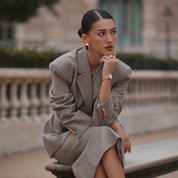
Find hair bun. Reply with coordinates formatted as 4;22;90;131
78;28;83;38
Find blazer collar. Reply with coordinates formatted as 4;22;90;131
77;47;91;74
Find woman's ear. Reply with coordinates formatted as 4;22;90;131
81;33;88;44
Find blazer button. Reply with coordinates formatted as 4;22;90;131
67;127;72;132
72;131;77;135
102;108;107;117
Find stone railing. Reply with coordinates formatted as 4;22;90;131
0;68;178;156
125;70;178;105
0;69;178;124
0;68;51;124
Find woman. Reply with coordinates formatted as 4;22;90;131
42;9;131;178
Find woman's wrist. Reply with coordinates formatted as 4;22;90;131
109;122;118;131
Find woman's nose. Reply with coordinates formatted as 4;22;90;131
106;34;113;43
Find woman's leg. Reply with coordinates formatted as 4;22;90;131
95;162;107;178
101;146;125;178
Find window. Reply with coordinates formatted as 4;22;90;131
0;21;15;48
100;0;142;46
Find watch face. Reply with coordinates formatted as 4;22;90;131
109;74;112;79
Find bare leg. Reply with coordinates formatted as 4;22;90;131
101;146;125;178
95;162;107;178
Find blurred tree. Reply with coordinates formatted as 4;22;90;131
0;0;60;22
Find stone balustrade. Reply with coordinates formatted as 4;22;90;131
0;68;51;124
0;69;177;124
125;70;178;105
0;68;178;156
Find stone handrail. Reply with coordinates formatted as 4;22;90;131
0;68;178;124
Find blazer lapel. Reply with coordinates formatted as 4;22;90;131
76;48;93;114
92;63;103;101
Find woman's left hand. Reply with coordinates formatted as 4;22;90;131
109;123;131;153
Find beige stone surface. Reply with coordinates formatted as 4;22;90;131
0;127;178;178
14;0;178;58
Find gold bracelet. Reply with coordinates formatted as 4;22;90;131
102;74;112;81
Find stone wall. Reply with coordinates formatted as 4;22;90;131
141;0;178;58
15;0;97;51
15;0;178;59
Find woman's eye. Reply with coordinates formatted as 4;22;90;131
98;32;105;36
111;30;116;34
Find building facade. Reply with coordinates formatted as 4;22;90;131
1;0;178;59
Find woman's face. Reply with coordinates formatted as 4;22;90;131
87;18;116;56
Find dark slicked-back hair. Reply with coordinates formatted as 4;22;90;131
78;9;114;37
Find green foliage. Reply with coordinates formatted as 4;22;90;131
0;47;178;70
0;0;60;22
117;53;178;70
0;47;65;68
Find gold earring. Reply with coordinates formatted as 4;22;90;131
84;43;90;50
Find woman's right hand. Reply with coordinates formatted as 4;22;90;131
100;53;118;77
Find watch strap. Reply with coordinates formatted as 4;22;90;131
102;74;112;81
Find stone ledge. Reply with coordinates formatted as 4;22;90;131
45;138;178;178
125;138;178;177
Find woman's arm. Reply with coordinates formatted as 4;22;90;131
50;62;93;139
92;55;131;153
99;54;117;104
92;55;131;126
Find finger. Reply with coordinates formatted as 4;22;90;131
114;52;116;57
123;142;128;153
126;140;131;153
124;146;127;153
100;56;108;63
100;58;104;63
129;141;131;153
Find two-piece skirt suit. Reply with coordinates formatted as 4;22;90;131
42;47;131;178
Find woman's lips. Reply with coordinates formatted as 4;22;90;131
105;45;113;51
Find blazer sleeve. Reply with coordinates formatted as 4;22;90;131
92;67;131;126
49;62;93;139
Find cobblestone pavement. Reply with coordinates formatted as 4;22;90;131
0;127;178;178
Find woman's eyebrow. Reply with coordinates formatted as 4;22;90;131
97;27;116;32
111;27;116;30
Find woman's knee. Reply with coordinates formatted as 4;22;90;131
95;162;107;178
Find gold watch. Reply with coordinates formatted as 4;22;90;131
102;74;112;81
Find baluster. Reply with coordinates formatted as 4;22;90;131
149;81;154;100
139;80;145;99
10;81;20;122
0;82;10;123
164;80;169;99
20;81;30;121
129;80;136;104
159;80;164;98
135;81;141;102
175;80;178;97
30;82;40;121
40;81;50;120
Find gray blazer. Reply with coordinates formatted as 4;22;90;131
42;47;131;158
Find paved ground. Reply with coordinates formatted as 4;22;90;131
0;127;178;178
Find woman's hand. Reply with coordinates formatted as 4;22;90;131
109;123;131;153
100;53;118;77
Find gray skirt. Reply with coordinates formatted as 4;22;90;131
53;126;124;178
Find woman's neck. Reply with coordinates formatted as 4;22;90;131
87;51;101;73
